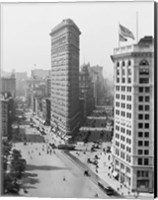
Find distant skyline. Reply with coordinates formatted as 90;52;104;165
1;2;154;79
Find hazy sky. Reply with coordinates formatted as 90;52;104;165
1;2;154;78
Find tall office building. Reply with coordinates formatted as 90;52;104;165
111;36;154;193
50;19;81;135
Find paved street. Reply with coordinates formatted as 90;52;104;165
13;125;109;198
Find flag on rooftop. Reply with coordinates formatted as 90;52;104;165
119;24;135;40
119;33;127;42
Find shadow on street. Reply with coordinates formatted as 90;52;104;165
26;164;71;171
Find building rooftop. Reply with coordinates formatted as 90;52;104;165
113;36;154;56
138;36;153;46
50;19;81;36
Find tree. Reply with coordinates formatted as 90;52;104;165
12;149;22;160
2;145;26;195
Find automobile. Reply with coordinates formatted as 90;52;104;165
84;170;90;176
58;144;75;150
87;158;98;165
106;146;111;153
98;181;106;190
91;147;96;152
106;186;115;195
98;182;115;196
95;155;100;159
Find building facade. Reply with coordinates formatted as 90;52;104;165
31;69;50;80
0;93;14;140
1;73;16;98
15;72;27;97
50;19;81;135
42;98;51;125
111;36;154;193
89;65;105;106
79;63;95;122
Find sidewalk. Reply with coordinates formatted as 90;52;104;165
70;149;154;199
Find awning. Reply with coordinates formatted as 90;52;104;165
112;171;118;177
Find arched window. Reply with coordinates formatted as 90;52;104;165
122;61;125;66
139;59;149;66
116;62;120;67
128;60;131;66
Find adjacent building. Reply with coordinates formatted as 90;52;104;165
1;73;16;98
111;36;154;192
50;19;81;136
89;65;106;105
42;98;51;125
26;69;51;113
0;93;14;140
15;72;27;97
79;63;95;123
31;69;50;80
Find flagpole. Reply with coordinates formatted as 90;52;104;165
118;22;120;48
136;11;139;43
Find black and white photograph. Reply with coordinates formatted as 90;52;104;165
0;1;155;199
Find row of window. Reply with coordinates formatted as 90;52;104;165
138;123;150;129
138;132;149;138
138;105;150;111
137;171;149;178
116;94;132;101
138;114;150;120
116;102;132;110
138;149;149;155
139;78;149;84
118;68;149;77
138;158;149;165
115;160;131;174
138;140;149;147
116;131;149;140
116;77;132;83
139;87;150;93
116;60;131;67
115;149;131;163
115;127;131;136
116;68;132;76
116;86;150;93
116;77;149;84
116;110;132;118
139;96;150;102
139;68;149;76
115;136;131;144
116;86;132;92
116;59;149;68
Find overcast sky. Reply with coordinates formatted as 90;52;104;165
1;2;154;78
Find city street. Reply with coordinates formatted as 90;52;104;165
13;125;109;198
